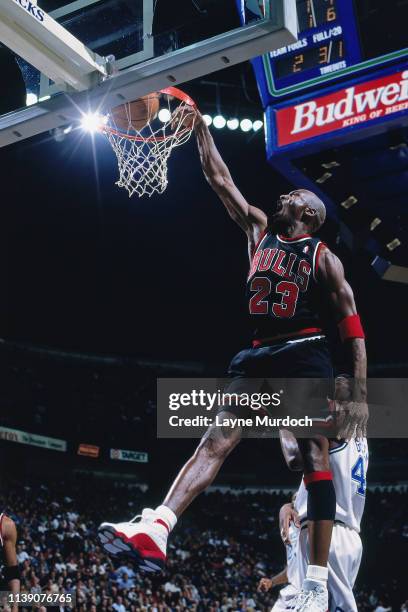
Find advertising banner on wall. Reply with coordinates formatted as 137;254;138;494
0;426;67;452
110;448;149;463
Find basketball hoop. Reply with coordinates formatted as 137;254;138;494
101;87;197;198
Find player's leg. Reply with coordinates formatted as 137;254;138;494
294;435;334;611
293;507;330;612
276;339;335;611
279;428;335;570
98;413;242;571
161;413;242;516
299;436;335;567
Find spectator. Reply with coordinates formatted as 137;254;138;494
0;477;406;611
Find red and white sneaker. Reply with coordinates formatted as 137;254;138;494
98;508;170;572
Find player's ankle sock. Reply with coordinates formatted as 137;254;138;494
303;565;328;590
155;505;177;531
304;471;336;521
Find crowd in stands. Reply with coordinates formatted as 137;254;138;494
1;476;407;611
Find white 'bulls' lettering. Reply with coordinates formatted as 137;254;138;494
249;248;311;293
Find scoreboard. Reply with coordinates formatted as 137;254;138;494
238;0;408;101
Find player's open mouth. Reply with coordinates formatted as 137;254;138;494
274;200;284;214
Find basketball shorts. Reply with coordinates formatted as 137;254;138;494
221;337;334;424
298;523;363;612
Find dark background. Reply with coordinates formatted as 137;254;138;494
1;115;407;368
0;0;407;368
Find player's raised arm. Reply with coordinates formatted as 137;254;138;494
317;248;368;438
193;110;267;242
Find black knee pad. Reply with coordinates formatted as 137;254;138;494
306;479;336;521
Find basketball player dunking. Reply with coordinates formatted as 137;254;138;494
98;108;368;612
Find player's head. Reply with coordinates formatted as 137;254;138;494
270;189;326;233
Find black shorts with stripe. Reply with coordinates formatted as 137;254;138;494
221;337;334;423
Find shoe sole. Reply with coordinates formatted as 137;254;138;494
97;524;165;573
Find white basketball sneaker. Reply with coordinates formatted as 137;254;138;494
98;508;170;572
292;583;329;612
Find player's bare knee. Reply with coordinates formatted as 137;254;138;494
286;454;304;472
300;436;330;472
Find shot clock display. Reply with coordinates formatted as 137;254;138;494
239;0;408;99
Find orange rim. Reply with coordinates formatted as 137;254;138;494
101;87;197;143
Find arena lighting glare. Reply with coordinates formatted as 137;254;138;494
227;118;239;130
240;118;253;132
158;108;171;123
202;114;212;126
26;92;38;106
213;115;227;129
253;119;264;131
80;112;106;133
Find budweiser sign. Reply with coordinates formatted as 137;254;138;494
276;70;408;146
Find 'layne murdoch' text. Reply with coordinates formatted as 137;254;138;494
168;415;313;428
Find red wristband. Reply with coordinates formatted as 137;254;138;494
338;314;365;342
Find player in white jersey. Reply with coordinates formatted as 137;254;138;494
258;495;302;611
259;434;368;612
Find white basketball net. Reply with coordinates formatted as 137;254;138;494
101;88;196;198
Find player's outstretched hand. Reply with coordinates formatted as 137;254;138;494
257;577;274;592
171;104;201;131
279;502;300;545
335;399;369;440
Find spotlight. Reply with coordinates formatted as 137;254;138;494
370;218;381;231
316;172;332;184
340;196;358;209
386;238;401;251
202;114;212;126
227;118;239;130
253;120;264;131
80;112;104;133
158;108;171;123
213;115;226;129
26;93;38;106
240;119;253;132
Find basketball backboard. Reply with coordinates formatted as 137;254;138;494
0;0;298;147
